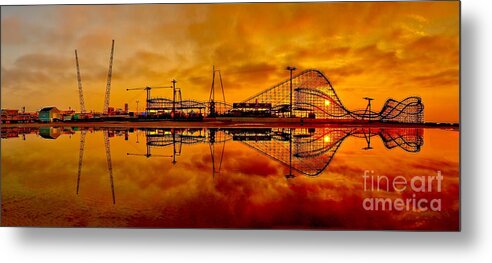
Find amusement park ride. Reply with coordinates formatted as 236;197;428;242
124;66;424;124
71;39;424;124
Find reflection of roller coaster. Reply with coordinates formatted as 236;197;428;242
0;126;424;204
239;127;423;177
128;127;423;177
1;126;424;177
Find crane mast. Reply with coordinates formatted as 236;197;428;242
74;50;86;113
103;40;115;114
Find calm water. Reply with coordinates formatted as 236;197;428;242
1;126;459;230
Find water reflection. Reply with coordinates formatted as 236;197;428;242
2;126;423;179
2;126;461;229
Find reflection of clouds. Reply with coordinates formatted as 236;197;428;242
1;129;458;229
408;159;459;173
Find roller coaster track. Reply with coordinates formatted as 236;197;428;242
143;69;423;122
242;69;424;123
378;129;424;152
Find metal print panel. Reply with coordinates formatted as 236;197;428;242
0;1;460;230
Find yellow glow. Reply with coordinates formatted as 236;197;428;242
324;100;330;106
324;135;331;143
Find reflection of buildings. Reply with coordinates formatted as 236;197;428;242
0;126;74;139
39;127;62;139
1;127;38;139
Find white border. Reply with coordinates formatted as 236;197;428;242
2;1;491;262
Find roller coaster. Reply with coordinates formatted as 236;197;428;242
241;69;424;123
143;69;424;123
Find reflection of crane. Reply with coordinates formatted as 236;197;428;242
76;130;87;194
208;129;226;178
126;129;178;164
171;130;180;164
362;128;373;150
126;128;228;174
103;130;116;204
103;40;115;114
128;129;233;178
75;129;116;204
74;50;86;113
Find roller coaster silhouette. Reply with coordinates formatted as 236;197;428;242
242;69;424;122
146;69;424;123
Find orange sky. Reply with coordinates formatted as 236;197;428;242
1;2;459;122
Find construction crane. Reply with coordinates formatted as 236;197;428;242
126;86;168;114
74;50;86;113
126;81;178;115
103;40;115;114
208;66;226;117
